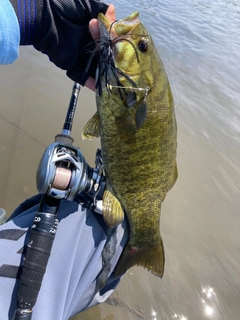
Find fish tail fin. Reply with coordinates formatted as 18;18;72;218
114;238;165;278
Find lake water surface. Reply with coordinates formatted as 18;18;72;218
0;0;239;319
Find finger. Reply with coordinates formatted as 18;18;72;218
89;4;116;39
85;77;96;92
105;4;116;22
89;19;99;40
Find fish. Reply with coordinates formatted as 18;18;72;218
82;11;177;278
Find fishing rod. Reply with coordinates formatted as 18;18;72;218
12;83;105;319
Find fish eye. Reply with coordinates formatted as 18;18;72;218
138;40;148;52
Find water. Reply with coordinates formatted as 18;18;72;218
0;0;239;319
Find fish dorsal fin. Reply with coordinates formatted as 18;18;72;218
82;112;100;140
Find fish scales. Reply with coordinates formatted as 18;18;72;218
83;11;177;277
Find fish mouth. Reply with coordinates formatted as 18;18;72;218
97;11;140;38
95;12;142;98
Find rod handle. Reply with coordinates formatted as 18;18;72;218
16;213;58;310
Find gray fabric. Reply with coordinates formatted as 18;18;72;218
0;200;129;319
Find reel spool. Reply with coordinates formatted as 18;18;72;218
53;167;72;190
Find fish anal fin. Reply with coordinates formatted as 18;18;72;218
114;238;165;278
102;190;124;228
82;112;100;140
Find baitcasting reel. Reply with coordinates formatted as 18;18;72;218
36;141;104;214
36;82;104;214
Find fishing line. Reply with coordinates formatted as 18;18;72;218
0;113;46;148
169;2;179;109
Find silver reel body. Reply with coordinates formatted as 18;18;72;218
36;142;92;201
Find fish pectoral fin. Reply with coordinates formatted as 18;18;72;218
114;238;165;278
102;190;124;228
82;112;100;140
135;102;148;129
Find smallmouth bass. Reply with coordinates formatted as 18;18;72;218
83;11;177;277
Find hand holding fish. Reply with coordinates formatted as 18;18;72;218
89;4;116;40
9;0;115;89
86;4;117;90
